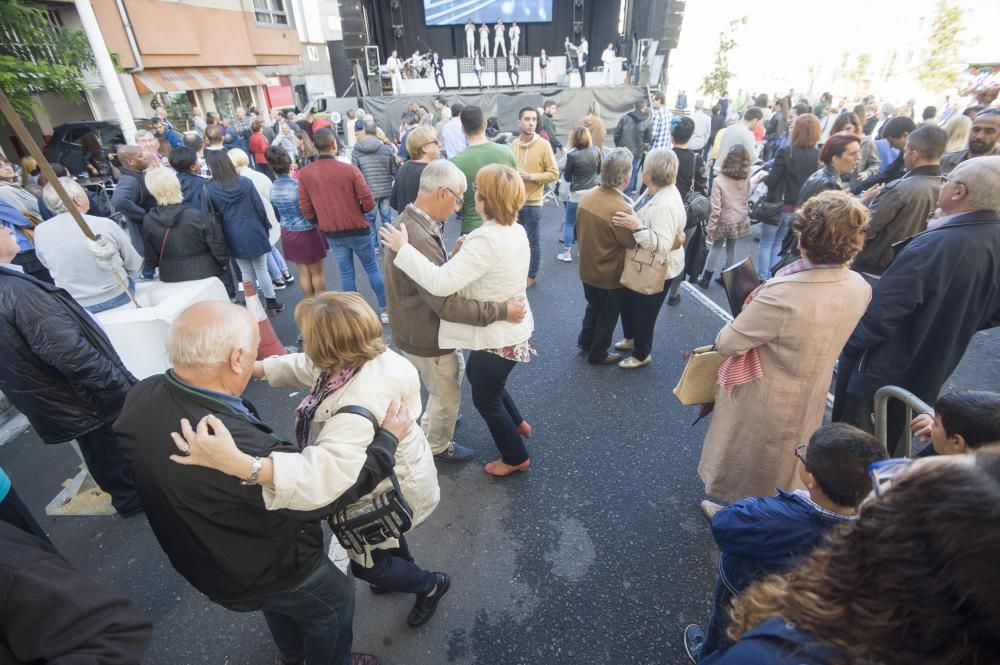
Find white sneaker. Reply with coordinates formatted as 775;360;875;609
613;338;634;351
556;250;572;262
618;355;651;369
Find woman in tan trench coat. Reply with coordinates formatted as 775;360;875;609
699;191;872;502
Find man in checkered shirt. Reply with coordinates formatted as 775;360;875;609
649;92;672;151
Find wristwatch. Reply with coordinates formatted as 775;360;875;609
241;456;263;486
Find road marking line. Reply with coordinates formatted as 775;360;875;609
680;282;836;409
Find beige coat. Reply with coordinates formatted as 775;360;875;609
698;267;871;501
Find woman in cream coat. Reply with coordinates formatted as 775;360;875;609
610;148;687;368
168;292;450;627
381;164;535;478
699;191;872;504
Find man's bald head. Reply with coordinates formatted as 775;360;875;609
166;301;259;395
117;144;144;171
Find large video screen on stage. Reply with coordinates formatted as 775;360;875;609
424;0;553;26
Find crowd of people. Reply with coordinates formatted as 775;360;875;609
1;78;999;664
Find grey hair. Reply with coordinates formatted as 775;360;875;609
952;156;1000;212
166;309;255;368
643;148;678;187
135;129;155;141
601;147;634;188
145;167;183;206
418;159;467;195
42;177;86;214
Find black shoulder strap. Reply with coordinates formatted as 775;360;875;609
334;404;380;431
334;404;404;492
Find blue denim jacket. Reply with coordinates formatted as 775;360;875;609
270;176;315;232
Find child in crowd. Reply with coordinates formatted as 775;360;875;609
684;423;886;662
698;144;752;288
910;390;1000;455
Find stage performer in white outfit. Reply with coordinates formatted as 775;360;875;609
465;19;475;58
509;22;520;55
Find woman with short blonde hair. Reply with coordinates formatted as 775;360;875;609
390;125;442;211
380;164;536;477
170;290;450;627
573;101;607;149
141;167;230;287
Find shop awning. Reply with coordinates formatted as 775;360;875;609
132;66;269;94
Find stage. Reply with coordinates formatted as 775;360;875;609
375;55;632;95
357;84;647;148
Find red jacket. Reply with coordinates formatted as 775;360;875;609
297;155;374;236
248;132;269;165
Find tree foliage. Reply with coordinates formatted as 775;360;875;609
700;17;747;99
0;0;95;120
914;0;964;94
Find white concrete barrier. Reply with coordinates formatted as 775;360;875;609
96;277;230;379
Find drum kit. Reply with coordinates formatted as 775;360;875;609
403;52;428;79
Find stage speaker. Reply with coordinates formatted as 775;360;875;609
337;0;370;66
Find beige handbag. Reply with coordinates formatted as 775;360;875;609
620;233;669;295
673;345;725;405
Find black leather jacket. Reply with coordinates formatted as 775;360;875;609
0;267;135;443
796;165;844;206
564;146;601;192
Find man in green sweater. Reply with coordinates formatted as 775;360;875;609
511;106;559;286
451;106;517;234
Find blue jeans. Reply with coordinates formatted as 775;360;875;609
266;246;288;280
364;198;394;250
756;211;793;279
235;255;276;299
86;278;136;313
563;201;578;250
626;157;642;198
220;558;355;665
517;205;542;278
699;577;735;661
326;233;387;310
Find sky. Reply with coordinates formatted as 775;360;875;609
665;0;1000;106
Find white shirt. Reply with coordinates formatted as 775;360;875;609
509;25;519;38
466;23;474;35
34;213;143;307
387;56;402;74
689;110;712;151
440;117;467;158
578;41;588;65
601;48;615;66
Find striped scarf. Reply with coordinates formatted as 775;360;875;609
717;259;841;392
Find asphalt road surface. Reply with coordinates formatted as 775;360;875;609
2;202;997;665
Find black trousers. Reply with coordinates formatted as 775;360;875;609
620;279;672;361
350;536;436;595
578;283;625;364
434;70;446;89
466;350;528;465
0;485;51;543
76;421;143;516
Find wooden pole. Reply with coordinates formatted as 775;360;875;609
0;88;139;306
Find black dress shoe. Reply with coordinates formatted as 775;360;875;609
407;572;450;627
667;294;681;306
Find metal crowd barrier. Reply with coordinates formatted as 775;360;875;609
874;386;932;458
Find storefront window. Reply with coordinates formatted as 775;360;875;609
159;93;193;132
213;86;256;122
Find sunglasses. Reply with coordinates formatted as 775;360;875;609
794;443;808;465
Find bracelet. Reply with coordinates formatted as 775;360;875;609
240;456;263;486
631;226;647;234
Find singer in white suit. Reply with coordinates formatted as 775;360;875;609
478;23;489;57
465;19;475;58
601;44;616;85
386;50;404;95
509;22;520;55
493;20;506;57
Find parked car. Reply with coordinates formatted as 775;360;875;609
43;119;152;175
